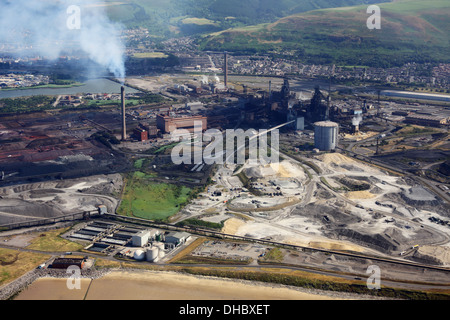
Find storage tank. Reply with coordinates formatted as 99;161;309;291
133;249;146;261
154;242;165;258
146;247;159;262
314;121;339;151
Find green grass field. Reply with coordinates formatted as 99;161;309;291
182;17;218;26
0;248;49;287
133;52;169;59
26;227;84;252
103;0;383;37
87;99;140;107
117;173;191;221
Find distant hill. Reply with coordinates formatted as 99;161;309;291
198;0;450;67
102;0;386;36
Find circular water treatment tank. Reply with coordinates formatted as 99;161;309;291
146;247;159;262
133;249;146;261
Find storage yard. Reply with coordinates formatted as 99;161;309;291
0;174;123;227
0;111;130;185
176;151;450;267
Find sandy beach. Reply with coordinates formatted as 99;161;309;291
15;270;342;300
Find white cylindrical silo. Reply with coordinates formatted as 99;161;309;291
154;242;165;251
134;249;146;261
314;121;339;151
146;247;159;262
154;242;165;259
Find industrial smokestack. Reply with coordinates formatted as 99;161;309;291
224;52;228;87
121;86;126;141
269;80;272;101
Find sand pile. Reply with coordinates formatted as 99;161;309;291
342;131;378;141
413;246;450;266
222;218;246;235
244;160;306;179
244;165;277;178
345;191;377;200
319;153;357;166
308;241;365;253
276;161;306;179
317;153;376;174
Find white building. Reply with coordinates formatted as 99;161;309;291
132;230;150;247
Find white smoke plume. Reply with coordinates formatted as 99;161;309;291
288;99;296;109
200;75;209;85
352;114;363;126
0;0;126;80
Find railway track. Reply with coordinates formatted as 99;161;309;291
0;210;99;231
102;213;450;274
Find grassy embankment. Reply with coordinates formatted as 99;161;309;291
0;227;83;286
0;248;49;287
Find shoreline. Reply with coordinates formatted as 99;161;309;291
11;268;386;300
0;83;85;92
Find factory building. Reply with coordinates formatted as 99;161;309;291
131;229;161;247
404;114;448;127
165;232;191;246
296;117;305;131
50;257;85;269
132;230;151;247
133;123;158;141
392;110;410;117
141;123;158;138
156;114;207;134
307;86;330;123
133;127;148;141
186;101;205;112
314;121;339;151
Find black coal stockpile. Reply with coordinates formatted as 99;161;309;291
0;154;130;186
